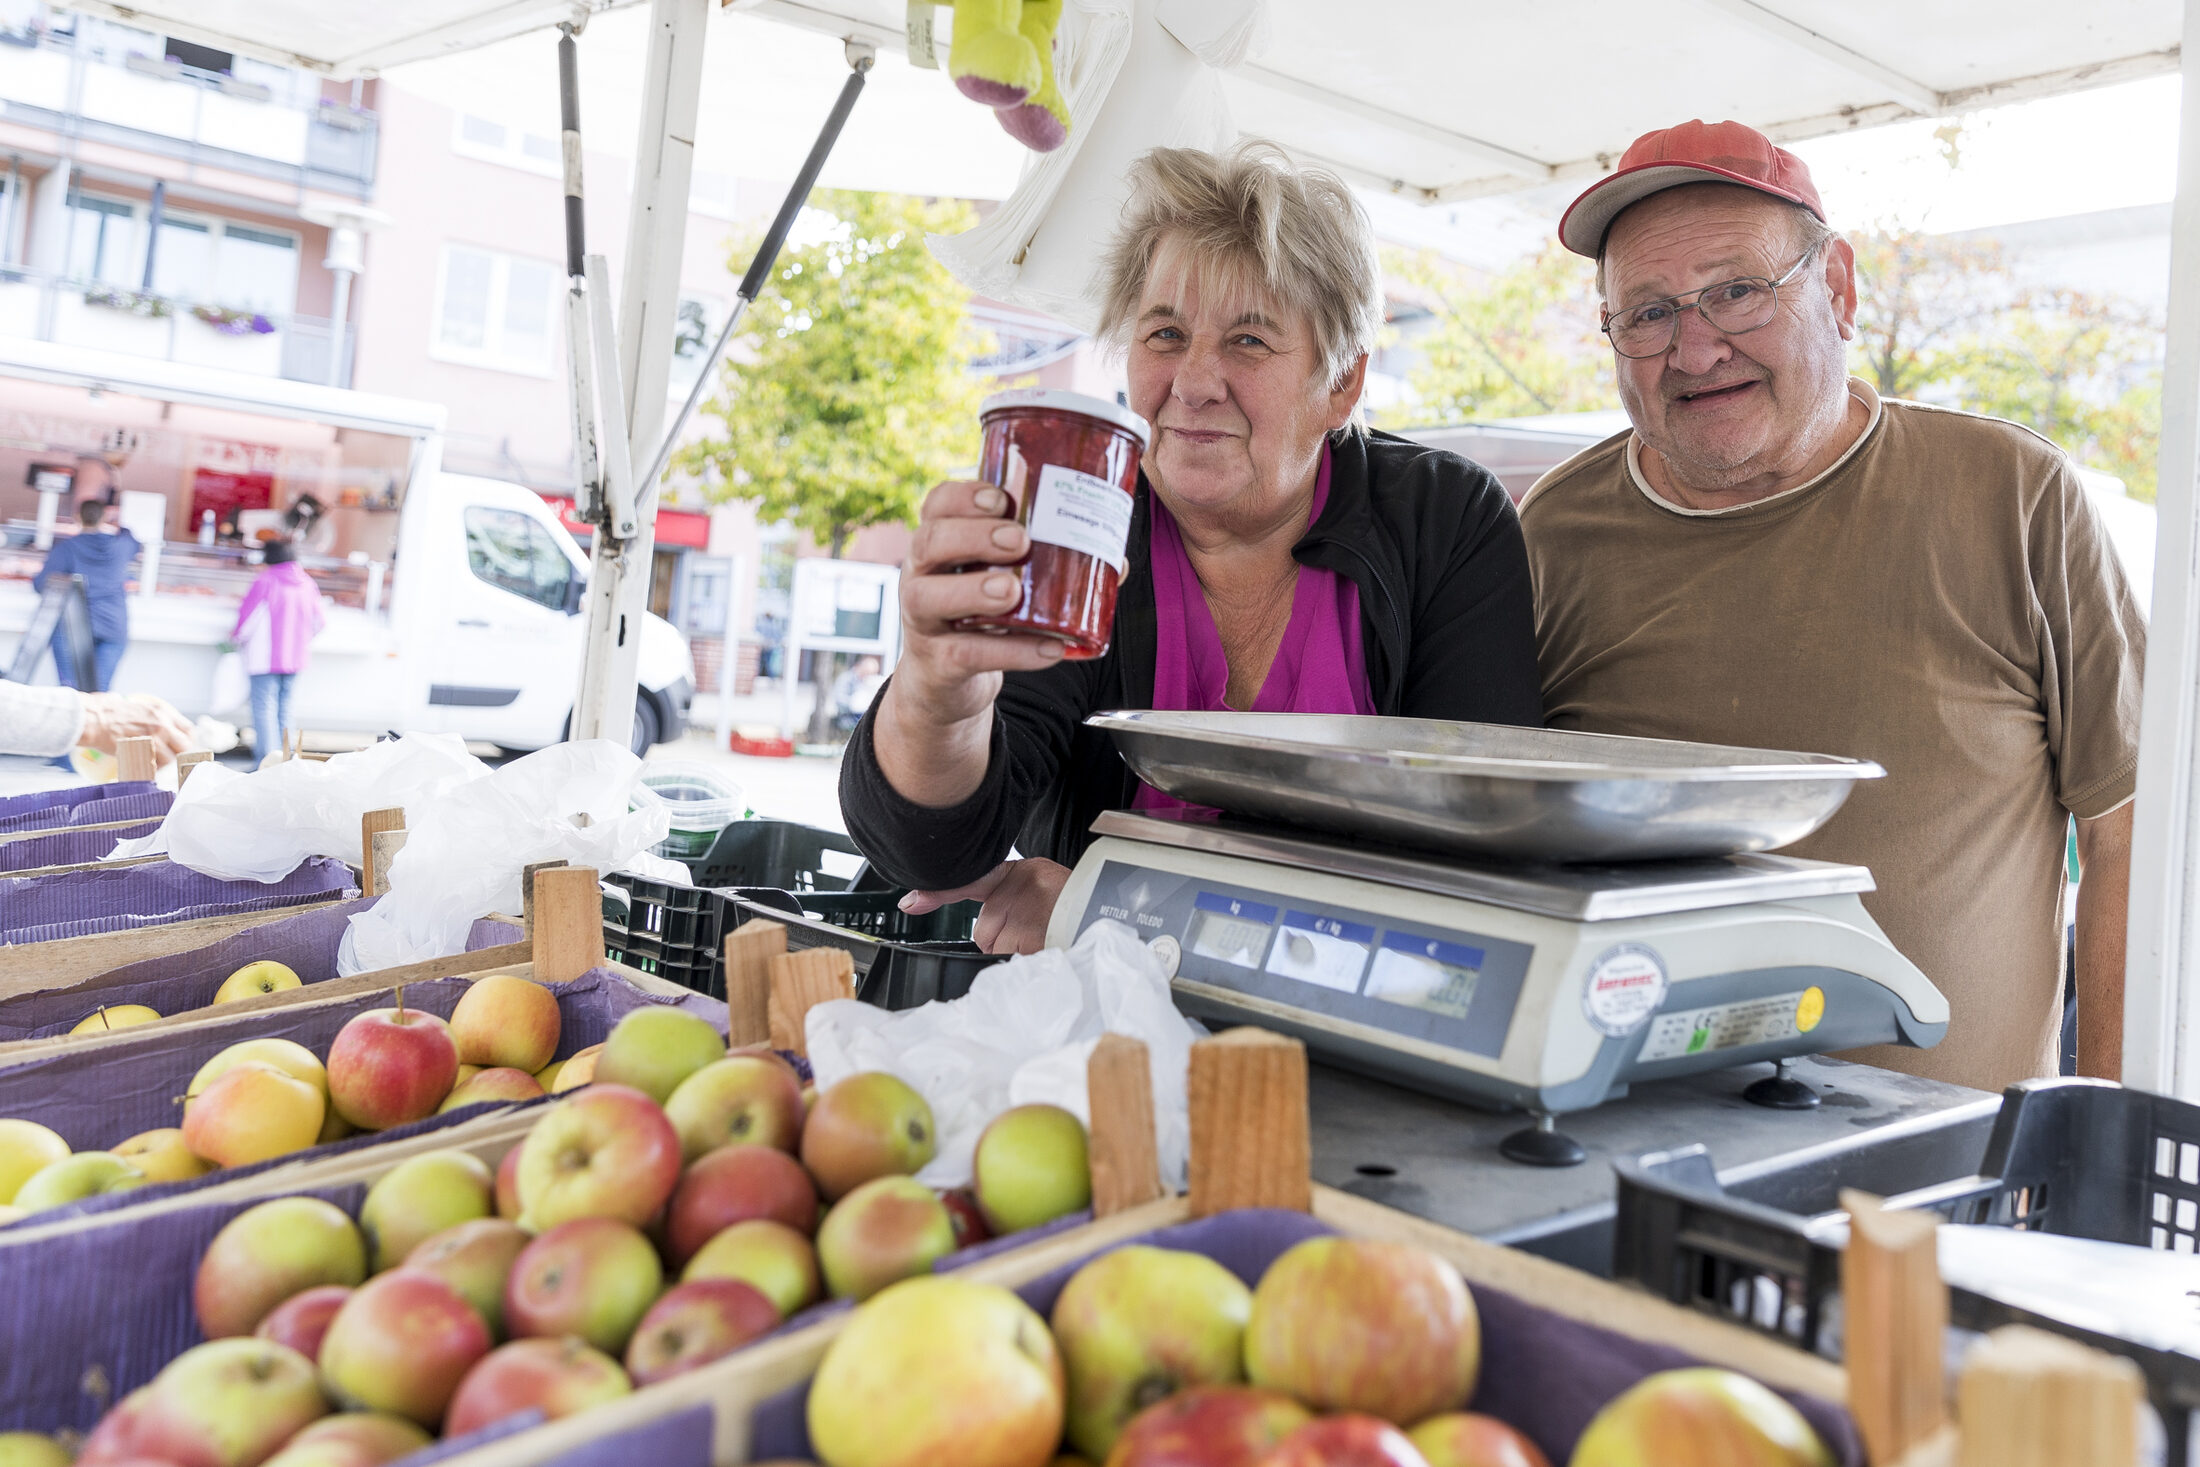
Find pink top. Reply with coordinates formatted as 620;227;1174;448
1135;444;1375;812
233;561;326;677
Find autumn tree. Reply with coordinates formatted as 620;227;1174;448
1956;289;2165;500
1387;243;1617;423
1846;227;2013;400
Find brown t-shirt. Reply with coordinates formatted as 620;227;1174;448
1521;379;2145;1094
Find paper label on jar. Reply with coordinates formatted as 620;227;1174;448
1028;463;1133;573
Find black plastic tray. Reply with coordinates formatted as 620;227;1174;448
680;820;866;892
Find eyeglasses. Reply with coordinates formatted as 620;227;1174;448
1600;241;1823;359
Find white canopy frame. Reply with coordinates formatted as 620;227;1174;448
90;0;2200;1099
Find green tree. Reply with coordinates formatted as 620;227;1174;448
1954;289;2163;501
681;188;987;738
1387;243;1616;424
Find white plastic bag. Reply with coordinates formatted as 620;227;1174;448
805;921;1201;1188
337;741;670;975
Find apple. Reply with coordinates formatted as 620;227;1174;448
438;1067;544;1113
359;1150;494;1272
75;1386;152;1465
125;1338;329;1467
318;1110;357;1146
260;1412;432;1467
448;974;563;1073
815;1175;957;1302
214;960;302;1004
0;1433;69;1467
799;1072;937;1202
318;1269;493;1427
1407;1413;1550;1467
0;1119;71;1204
939;1188;991;1249
1106;1386;1311;1467
504;1217;664;1354
807;1276;1064;1467
183;1062;328;1169
664;1054;806;1161
11;1151;144;1213
445;1338;632;1438
1569;1368;1834;1467
187;1038;328;1107
69;1003;161;1034
974;1104;1090;1235
681;1219;820;1317
1245;1237;1479;1424
113;1127;216;1185
665;1143;819;1266
624;1278;781;1386
326;1007;460;1131
549;1043;603;1094
403;1219;531;1336
493;1145;523;1219
514;1084;682;1230
594;1007;725;1104
1050;1244;1254;1460
256;1285;354;1362
0;1205;20;1225
534;1060;567;1092
1257;1416;1430;1467
195;1195;368;1338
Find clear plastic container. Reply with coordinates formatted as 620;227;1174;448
630;763;746;861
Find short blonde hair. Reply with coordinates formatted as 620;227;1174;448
1094;142;1382;399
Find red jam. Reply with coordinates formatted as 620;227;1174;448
956;388;1149;659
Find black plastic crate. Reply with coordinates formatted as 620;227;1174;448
724;888;1006;1010
684;820;868;892
1613;1078;2200;1464
602;876;728;998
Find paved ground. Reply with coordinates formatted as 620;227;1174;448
645;682;848;834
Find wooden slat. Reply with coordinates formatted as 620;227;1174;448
1955;1326;2143;1467
767;946;853;1055
114;737;154;783
521;860;570;935
531;866;605;984
367;831;409;897
0;898;353;996
1842;1189;1948;1464
2;854;164;881
1187;1027;1311;1215
175;750;212;787
1086;1033;1163;1217
359;808;405;896
724;919;785;1048
0;815;159;848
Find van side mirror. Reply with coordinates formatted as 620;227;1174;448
563;575;586;615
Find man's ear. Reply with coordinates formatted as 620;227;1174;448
1824;235;1860;341
1327;353;1370;431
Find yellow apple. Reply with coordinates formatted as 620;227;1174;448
551;1045;603;1094
113;1128;217;1185
0;1431;71;1467
0;1119;71;1204
69;1004;161;1035
213;960;303;1004
453;1064;483;1089
187;1038;329;1110
449;974;563;1074
182;1062;327;1168
13;1151;144;1212
534;1060;567;1091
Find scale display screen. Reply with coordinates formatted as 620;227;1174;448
1365;933;1486;1019
1186;893;1277;968
1265;911;1374;994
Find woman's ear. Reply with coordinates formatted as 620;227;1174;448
1326;353;1370;431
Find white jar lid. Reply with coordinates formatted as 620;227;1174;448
979;387;1151;450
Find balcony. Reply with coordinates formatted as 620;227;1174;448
0;268;356;385
0;28;378;198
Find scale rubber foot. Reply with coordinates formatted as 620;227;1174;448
1743;1060;1821;1110
1499;1116;1586;1167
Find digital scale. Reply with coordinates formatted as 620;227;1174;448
1047;807;1949;1166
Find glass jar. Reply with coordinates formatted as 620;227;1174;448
955;388;1150;659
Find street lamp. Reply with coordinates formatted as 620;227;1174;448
300;200;391;388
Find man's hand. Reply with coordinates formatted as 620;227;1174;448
78;692;193;767
2074;802;2133;1081
900;858;1072;956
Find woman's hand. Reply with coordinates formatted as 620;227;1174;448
78;693;194;766
900;858;1071;956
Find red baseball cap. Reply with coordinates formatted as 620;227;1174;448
1558;119;1825;258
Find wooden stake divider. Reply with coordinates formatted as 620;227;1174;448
115;737;154;784
368;832;409;897
1953;1326;2143;1467
1840;1188;1948;1465
175;751;212;787
766;946;854;1055
531;866;606;985
724;919;785;1048
360;808;405;897
1085;1033;1164;1216
521;860;570;934
1186;1026;1313;1215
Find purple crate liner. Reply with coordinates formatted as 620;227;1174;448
0;857;358;944
0;819;162;875
0;904;524;1041
534;1405;712;1467
0;781;161;830
751;1209;1865;1467
0;789;171;837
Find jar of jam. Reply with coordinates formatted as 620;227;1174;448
956;388;1150;659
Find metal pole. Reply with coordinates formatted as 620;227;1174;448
140;179;163;291
2121;0;2200;1100
325;267;353;387
556;22;603;524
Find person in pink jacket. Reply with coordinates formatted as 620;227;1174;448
233;539;326;767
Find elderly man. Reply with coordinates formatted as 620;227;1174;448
1521;120;2145;1095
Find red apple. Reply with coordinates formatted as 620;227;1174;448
799;1072;936;1201
318;1269;492;1428
1258;1416;1430;1467
262;1412;432;1467
938;1188;991;1249
403;1219;532;1336
437;1067;544;1113
663;1053;807;1161
448;975;562;1074
255;1285;353;1362
1245;1237;1479;1424
445;1337;631;1438
1407;1413;1550;1467
504;1217;664;1355
1569;1368;1833;1467
493;1146;523;1220
1107;1386;1310;1467
513;1084;682;1230
623;1278;781;1386
815;1175;957;1302
75;1388;152;1466
665;1144;819;1266
681;1219;820;1318
327;1009;460;1131
1052;1244;1253;1461
119;1338;329;1467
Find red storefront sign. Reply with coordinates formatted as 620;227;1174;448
540;495;710;550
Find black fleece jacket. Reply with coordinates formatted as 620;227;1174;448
840;429;1545;889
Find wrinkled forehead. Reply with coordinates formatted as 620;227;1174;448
1138;232;1298;334
1602;184;1800;303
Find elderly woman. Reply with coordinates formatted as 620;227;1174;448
840;143;1544;952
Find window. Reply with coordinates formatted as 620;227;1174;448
434;245;558;376
463;507;575;612
65;193;139;287
452;113;562;177
145;214;297;314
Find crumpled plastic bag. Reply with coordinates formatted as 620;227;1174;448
338;741;671;975
109;733;490;881
806;921;1200;1189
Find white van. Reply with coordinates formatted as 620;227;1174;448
0;340;691;755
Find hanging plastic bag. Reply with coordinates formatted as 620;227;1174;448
805;921;1200;1188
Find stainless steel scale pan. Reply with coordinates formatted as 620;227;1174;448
1091;711;1883;863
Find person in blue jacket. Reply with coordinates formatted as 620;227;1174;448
33;496;141;691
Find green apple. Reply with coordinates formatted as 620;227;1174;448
130;1338;330;1466
1050;1244;1254;1460
514;1084;682;1230
195;1195;369;1338
360;1150;494;1272
664;1053;806;1161
593;1007;725;1104
404;1218;532;1336
0;1432;69;1467
815;1175;957;1301
682;1218;820;1317
68;1003;161;1034
113;1127;216;1185
213;960;303;1004
799;1072;937;1201
11;1151;144;1213
503;1217;664;1355
0;1119;70;1204
973;1103;1090;1235
1571;1368;1833;1467
1409;1411;1553;1467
